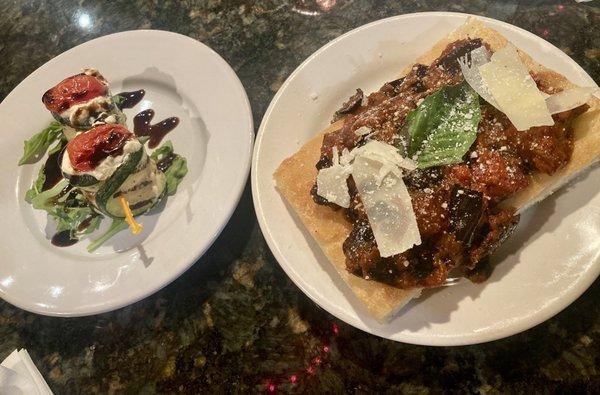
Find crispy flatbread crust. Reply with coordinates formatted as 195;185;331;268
274;18;600;322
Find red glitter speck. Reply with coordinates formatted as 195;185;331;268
323;345;330;353
556;4;565;11
313;356;322;365
307;365;316;375
290;374;298;384
331;323;340;335
267;383;277;393
542;28;550;37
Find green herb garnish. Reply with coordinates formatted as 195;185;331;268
18;122;63;165
21;122;188;252
25;138;65;202
401;82;481;169
151;141;188;196
111;94;125;107
87;219;127;253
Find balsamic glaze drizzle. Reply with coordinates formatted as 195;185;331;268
156;152;177;172
115;89;145;109
41;148;64;191
133;109;180;149
51;230;78;247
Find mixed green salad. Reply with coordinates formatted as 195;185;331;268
20;86;187;252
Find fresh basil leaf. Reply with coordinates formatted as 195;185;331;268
403;82;481;169
18;122;63;165
87;219;127;253
404;93;445;157
151;141;188;196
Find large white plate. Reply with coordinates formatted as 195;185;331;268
0;30;253;316
252;12;600;345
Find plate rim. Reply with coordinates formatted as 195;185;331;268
252;11;599;345
0;29;254;317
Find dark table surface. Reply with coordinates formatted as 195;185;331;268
1;0;599;393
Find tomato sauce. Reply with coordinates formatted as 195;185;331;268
314;39;585;289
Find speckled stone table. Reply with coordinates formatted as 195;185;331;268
1;1;599;393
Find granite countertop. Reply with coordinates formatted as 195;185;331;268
1;0;599;393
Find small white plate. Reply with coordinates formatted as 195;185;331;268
252;12;600;345
0;30;253;316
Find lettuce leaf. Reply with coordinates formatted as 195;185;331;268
25;137;104;243
18;122;63;165
150;140;173;159
151;141;188;196
164;156;188;196
25;166;47;204
112;94;125;107
25;138;66;203
23;137;188;252
401;82;481;169
29;176;101;239
87;219;127;252
31;179;69;210
51;206;100;235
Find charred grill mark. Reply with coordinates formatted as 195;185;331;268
130;199;154;211
112;180;153;198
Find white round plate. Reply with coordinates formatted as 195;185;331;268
0;30;253;316
253;12;600;345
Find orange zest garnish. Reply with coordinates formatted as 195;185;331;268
118;196;143;235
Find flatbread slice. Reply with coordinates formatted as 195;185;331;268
274;18;600;322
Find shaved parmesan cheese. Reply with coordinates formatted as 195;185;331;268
458;46;500;109
354;126;372;136
316;147;352;208
361;140;417;171
478;45;554;131
460;45;594;131
352;154;421;257
316;140;416;215
316;166;351;207
340;140;416;172
546;86;596;114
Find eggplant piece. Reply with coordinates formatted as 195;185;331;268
334;89;363;117
465;257;494;283
414;64;428;78
343;217;378;277
436;38;483;75
403;167;443;190
467;208;519;267
383;77;405;97
388;77;405;90
449;185;484;247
